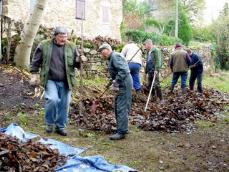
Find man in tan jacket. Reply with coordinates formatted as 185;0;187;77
169;43;191;93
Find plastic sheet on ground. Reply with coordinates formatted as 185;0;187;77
0;123;137;172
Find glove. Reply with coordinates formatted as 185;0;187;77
105;79;113;89
154;70;159;75
112;80;119;91
30;74;40;86
152;70;158;77
189;64;196;69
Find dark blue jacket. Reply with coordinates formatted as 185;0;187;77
190;53;203;73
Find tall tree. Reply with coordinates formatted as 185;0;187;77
14;0;47;69
211;3;229;69
178;5;192;45
123;0;150;30
180;0;205;24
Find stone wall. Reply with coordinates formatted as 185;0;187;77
3;0;123;40
81;45;214;78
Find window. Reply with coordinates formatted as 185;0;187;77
76;0;85;20
0;0;2;15
29;0;36;11
101;2;111;24
102;6;110;23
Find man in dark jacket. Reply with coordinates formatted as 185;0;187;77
98;43;132;140
186;49;203;93
169;43;191;93
30;26;81;136
144;39;163;101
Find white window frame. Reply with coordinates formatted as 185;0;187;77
100;1;111;24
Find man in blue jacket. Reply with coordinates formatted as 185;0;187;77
186;49;203;93
98;43;132;140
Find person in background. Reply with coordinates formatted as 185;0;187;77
169;43;191;93
30;26;81;136
186;49;203;93
144;39;163;101
98;43;132;140
121;40;142;93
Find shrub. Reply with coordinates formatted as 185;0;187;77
125;30;182;45
192;27;215;42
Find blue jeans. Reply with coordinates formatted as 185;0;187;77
128;62;141;91
171;72;187;89
44;80;71;130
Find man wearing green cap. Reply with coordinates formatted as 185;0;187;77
98;43;132;140
30;26;81;136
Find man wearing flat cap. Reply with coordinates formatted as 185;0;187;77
98;43;132;140
30;26;81;136
169;43;191;93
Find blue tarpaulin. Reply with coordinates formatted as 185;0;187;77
0;123;137;172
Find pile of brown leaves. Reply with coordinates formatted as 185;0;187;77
0;133;67;172
70;89;229;133
93;35;122;49
70;97;116;133
131;89;229;132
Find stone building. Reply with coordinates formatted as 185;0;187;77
2;0;123;40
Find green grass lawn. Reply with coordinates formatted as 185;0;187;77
161;70;229;93
203;71;229;93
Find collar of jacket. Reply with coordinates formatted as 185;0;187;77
148;47;156;54
108;51;115;60
175;47;182;50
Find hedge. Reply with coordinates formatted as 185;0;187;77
125;30;182;46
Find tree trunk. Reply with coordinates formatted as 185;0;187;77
175;0;179;37
6;19;12;63
0;17;2;61
14;0;47;69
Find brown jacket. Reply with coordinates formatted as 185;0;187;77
169;47;190;72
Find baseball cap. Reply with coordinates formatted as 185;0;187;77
97;43;112;52
54;26;68;35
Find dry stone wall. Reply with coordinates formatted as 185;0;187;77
81;45;214;78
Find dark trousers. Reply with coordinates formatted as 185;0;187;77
128;62;141;91
147;71;163;100
114;74;132;134
189;71;203;93
171;72;187;89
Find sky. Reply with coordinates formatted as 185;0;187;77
138;0;229;25
203;0;229;24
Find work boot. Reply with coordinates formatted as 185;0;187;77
170;85;175;94
182;88;186;94
45;125;53;133
157;89;163;101
55;129;67;136
45;129;52;134
197;87;203;93
109;133;125;140
136;88;142;93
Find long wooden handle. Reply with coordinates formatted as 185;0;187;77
144;71;157;112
